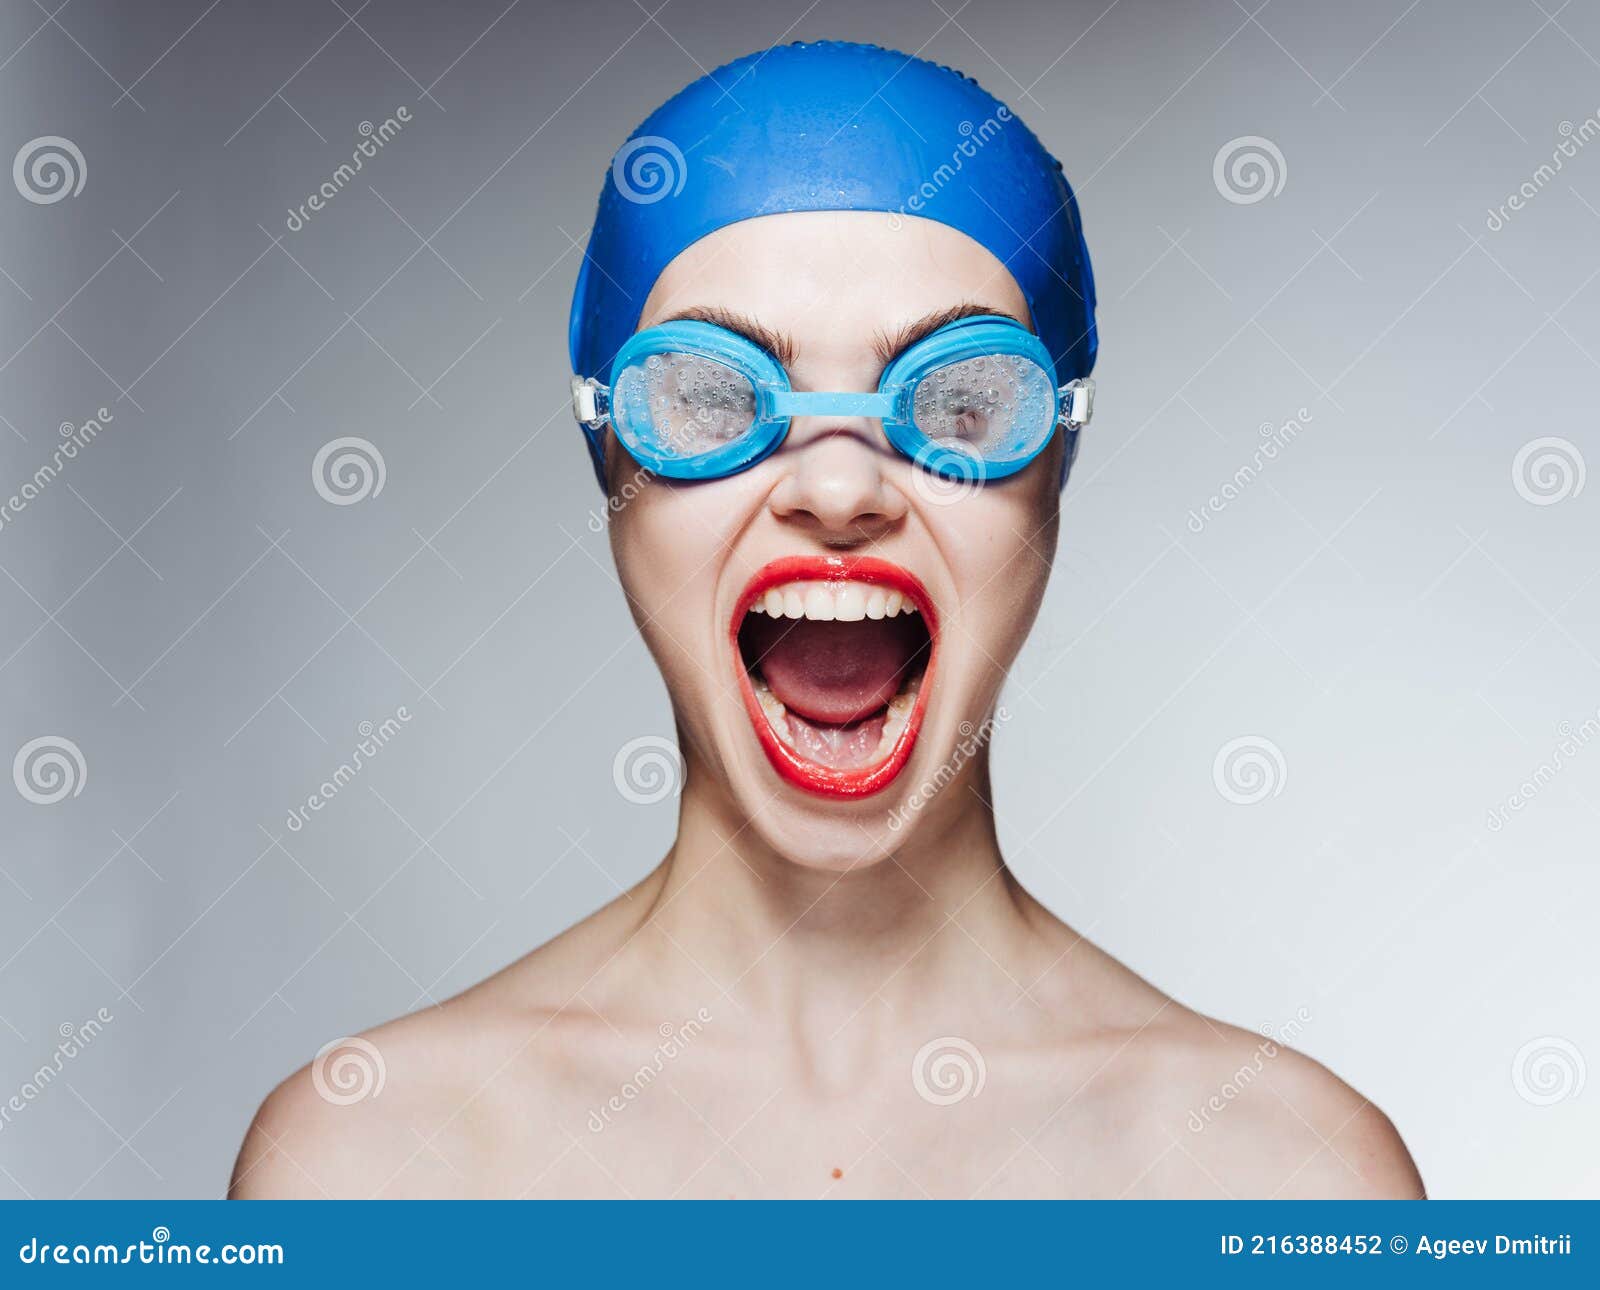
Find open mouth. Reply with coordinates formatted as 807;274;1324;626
732;556;937;799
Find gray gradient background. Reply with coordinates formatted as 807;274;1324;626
0;0;1595;1199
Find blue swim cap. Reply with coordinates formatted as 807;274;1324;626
568;40;1097;483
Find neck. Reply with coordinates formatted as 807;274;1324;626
637;754;1043;1032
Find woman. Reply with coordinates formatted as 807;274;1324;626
232;41;1423;1200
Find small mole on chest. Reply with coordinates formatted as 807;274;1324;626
830;1167;843;1180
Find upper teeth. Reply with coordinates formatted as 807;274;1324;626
746;580;918;621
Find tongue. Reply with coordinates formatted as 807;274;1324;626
743;615;922;724
786;710;889;769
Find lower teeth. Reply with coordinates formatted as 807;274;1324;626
753;677;795;749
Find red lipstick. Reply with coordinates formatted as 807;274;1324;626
731;555;938;799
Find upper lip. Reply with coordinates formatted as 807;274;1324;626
732;554;938;626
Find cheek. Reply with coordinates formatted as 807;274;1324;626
611;499;707;646
938;481;1058;663
607;482;753;685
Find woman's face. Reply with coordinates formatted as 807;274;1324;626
607;211;1062;871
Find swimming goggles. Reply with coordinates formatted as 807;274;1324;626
570;314;1094;484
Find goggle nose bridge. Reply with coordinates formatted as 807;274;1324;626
765;388;902;420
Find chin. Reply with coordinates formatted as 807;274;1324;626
720;763;939;873
747;702;998;873
761;805;904;872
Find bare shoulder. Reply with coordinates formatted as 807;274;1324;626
1129;1006;1425;1199
228;992;508;1199
230;961;620;1198
1016;924;1423;1199
231;881;663;1198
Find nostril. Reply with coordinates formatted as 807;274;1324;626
764;421;909;534
771;489;907;541
771;470;908;531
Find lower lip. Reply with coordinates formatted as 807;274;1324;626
731;556;938;800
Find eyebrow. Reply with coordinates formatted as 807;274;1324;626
653;301;1028;370
872;302;1028;366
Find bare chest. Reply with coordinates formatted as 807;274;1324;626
434;1077;1195;1200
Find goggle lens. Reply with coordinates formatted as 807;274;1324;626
614;350;758;458
910;353;1056;464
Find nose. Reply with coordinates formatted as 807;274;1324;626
766;420;908;542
